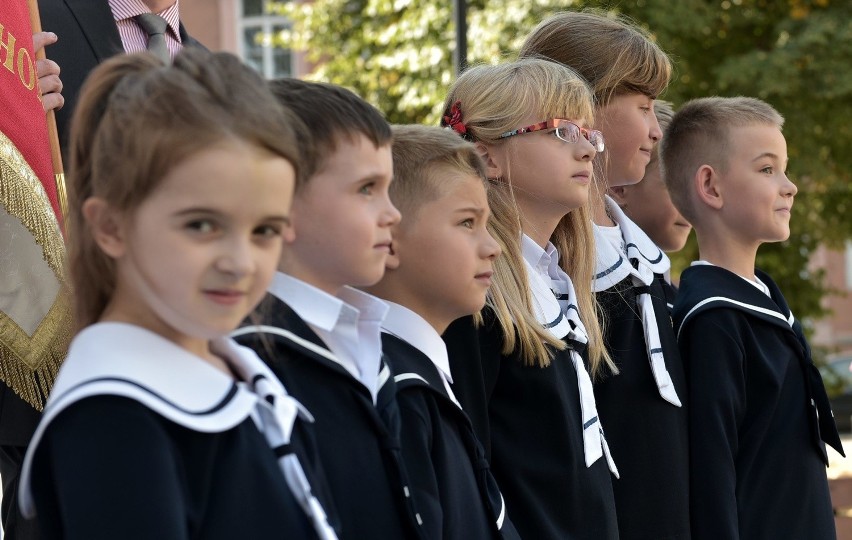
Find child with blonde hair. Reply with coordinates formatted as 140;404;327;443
441;58;619;540
521;13;689;539
664;96;843;540
19;50;336;539
366;124;519;539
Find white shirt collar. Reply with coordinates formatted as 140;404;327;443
268;272;389;402
520;234;572;339
381;301;452;384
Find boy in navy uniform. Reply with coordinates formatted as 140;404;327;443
234;80;426;540
364;125;519;539
661;96;844;540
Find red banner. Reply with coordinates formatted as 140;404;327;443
0;0;60;218
0;0;70;410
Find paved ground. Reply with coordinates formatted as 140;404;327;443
828;434;852;479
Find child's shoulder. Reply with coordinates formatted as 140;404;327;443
673;265;792;337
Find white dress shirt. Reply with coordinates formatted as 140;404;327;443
269;272;389;403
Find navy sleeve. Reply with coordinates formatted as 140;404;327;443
396;391;444;540
32;396;189;540
680;313;746;540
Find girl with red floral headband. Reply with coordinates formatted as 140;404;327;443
441;58;619;540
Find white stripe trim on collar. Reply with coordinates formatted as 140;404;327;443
394;373;428;385
232;325;342;366
677;296;792;340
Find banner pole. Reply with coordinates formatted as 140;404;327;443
25;0;68;227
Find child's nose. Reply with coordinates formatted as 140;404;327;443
783;174;798;197
483;231;502;259
217;238;256;276
649;110;663;142
381;196;402;226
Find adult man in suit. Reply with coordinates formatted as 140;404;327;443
38;0;204;154
0;5;203;538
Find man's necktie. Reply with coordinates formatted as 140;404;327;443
134;13;171;63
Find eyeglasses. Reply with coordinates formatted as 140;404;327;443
499;119;605;153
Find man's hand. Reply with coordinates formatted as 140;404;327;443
33;32;64;113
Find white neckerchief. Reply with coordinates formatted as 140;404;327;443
381;301;460;407
269;272;389;403
593;197;682;407
522;236;618;476
222;340;338;540
521;235;572;339
19;323;338;539
691;260;771;297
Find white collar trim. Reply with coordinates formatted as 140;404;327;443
381;301;452;384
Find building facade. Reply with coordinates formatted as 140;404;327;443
180;0;309;78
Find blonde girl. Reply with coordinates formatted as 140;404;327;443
521;12;690;540
19;50;337;540
441;58;619;540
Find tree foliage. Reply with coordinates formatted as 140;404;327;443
271;0;852;325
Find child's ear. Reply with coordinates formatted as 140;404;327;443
475;142;504;179
82;197;126;258
694;164;723;210
608;185;629;208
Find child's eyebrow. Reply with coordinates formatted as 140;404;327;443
454;207;487;216
751;152;788;164
173;208;291;224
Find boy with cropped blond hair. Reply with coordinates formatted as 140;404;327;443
662;96;844;540
365;125;519;539
367;125;518;540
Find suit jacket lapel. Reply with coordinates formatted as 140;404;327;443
65;0;124;61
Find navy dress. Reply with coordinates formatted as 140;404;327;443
443;309;619;540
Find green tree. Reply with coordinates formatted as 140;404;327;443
272;0;852;326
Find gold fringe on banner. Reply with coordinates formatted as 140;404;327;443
0;130;71;410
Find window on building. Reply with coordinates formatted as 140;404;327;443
239;0;292;79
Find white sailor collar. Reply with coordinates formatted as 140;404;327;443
19;323;281;518
381;301;453;384
593;196;670;292
521;235;572;339
268;271;389;333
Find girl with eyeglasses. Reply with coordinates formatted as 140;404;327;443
520;11;690;540
440;58;620;540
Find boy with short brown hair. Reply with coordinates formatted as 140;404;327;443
235;79;428;540
662;96;844;540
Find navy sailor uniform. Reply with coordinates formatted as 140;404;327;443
443;236;619;540
381;302;520;540
592;197;690;540
20;322;334;540
234;281;427;540
673;264;843;540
